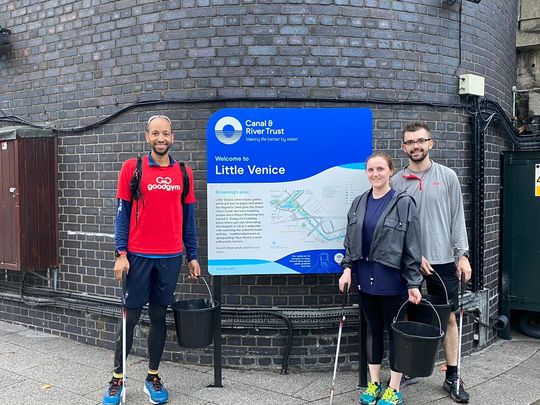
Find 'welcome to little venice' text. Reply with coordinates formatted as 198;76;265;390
215;164;286;175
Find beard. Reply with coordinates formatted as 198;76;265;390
406;148;429;162
151;143;171;156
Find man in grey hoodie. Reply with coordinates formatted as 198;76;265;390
393;121;472;403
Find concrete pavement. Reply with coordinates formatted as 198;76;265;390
0;320;539;404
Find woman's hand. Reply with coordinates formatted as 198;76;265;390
339;268;352;293
408;287;422;305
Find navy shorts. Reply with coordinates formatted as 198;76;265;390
425;262;459;312
125;253;182;308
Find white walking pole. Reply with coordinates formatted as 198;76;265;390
329;283;348;405
121;270;127;404
456;277;465;395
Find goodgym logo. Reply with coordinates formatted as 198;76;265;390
214;116;243;145
147;176;181;191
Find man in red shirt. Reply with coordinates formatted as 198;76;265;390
102;115;201;405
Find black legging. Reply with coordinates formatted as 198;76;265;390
360;292;405;367
113;303;168;374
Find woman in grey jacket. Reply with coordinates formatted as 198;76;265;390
339;152;423;405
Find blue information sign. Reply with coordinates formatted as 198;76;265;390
207;108;372;275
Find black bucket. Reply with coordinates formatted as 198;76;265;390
408;271;452;332
172;277;220;348
391;300;444;377
407;294;452;333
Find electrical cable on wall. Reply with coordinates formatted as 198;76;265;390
454;0;464;79
0;97;463;133
463;95;540;148
1;96;538;148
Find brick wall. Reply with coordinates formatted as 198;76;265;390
0;0;517;370
0;1;516;113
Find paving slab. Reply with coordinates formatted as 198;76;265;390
223;368;332;397
23;356;110;396
0;367;26;384
190;377;307;405
0;321;29;336
57;342;116;370
0;340;55;373
0;379;99;405
504;351;540;387
293;371;356;402
1;327;81;354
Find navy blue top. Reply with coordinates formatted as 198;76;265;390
357;189;407;296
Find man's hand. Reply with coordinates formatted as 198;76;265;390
408;288;422;305
187;259;201;279
457;255;472;281
420;256;434;276
339;268;352;293
114;255;129;281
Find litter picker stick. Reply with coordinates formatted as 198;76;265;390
329;283;349;405
121;269;127;405
456;276;465;395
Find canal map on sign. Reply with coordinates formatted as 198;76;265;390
270;189;346;244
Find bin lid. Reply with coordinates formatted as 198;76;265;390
0;126;54;141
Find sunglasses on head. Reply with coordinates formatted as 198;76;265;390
147;115;172;125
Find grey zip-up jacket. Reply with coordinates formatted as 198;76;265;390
392;162;469;264
341;189;423;289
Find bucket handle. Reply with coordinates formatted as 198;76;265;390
393;298;444;337
196;276;215;308
430;269;449;305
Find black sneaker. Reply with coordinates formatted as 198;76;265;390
443;378;470;403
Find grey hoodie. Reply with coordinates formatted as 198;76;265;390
341;189;423;289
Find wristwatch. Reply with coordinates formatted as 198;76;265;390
115;249;127;258
461;251;469;258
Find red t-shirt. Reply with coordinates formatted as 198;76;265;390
116;156;196;255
